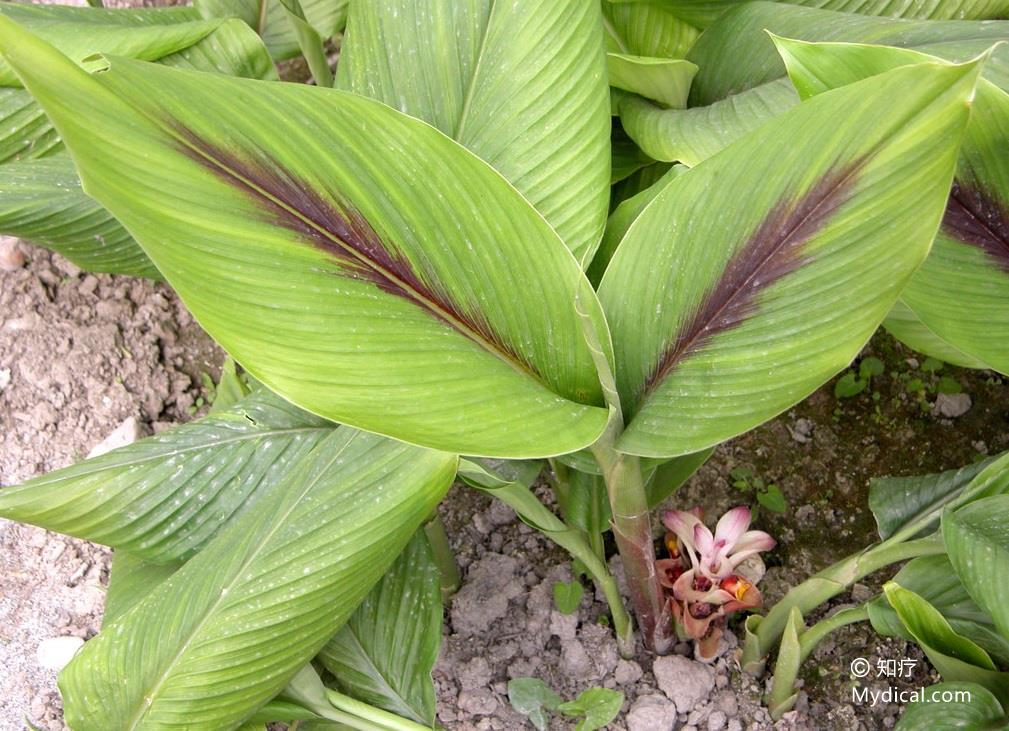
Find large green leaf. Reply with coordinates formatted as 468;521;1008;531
0;24;611;458
883;300;989;370
58;428;456;730
619;77;798;167
944;495;1009;644
686;2;1009;105
0;153;156;278
195;0;349;61
896;682;1006;731
776;38;1009;375
867;555;1009;665
868;455;1002;541
336;0;610;266
318;531;441;726
0;389;333;563
597;60;978;457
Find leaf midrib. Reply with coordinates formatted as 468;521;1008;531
125;431;359;730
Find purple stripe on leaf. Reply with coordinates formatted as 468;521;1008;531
167;123;541;380
942;178;1009;274
641;160;865;401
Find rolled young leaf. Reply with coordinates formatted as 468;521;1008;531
883;582;1009;707
607;54;697;109
867;555;1009;665
58;428;457;730
336;0;610;266
0;389;333;564
0;22;611;458
775;38;1009;374
602;1;700;59
598;60;980;457
318;530;442;726
0;153;157;278
619;78;798;167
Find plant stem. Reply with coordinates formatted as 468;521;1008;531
742;534;943;670
326;689;432;731
424;514;460;597
590;417;674;655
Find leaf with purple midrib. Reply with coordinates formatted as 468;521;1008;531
640;160;864;401
942;178;1009;274
167;122;542;382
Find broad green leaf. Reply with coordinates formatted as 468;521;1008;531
868;455;999;541
318;531;442;726
0;154;156;278
0;26;611;458
602;1;700;58
598;60;978;457
686;2;1009;105
884;301;990;370
457;458;544;491
619;78;798;167
607;54;697;109
0;389;333;563
883;582;1009;707
775;38;1009;375
896;682;1006;731
336;0;610;266
868;555;1009;665
610;133;655;183
104;552;183;625
508;678;562;731
944;495;1009;643
195;0;349;61
58;428;456;730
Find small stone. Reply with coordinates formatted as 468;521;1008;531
457;689;498;716
549;609;578;641
850;583;874;603
0;236;25;271
88;417;143;458
789;418;814;443
0;367;10;391
653;655;715;714
627;694;677;731
560;639;593;678
934;393;971;418
79;275;99;296
614;659;643;685
707;710;727;731
714;690;737;716
472;512;492;535
36;636;84;670
450;554;522;637
727;720;742;731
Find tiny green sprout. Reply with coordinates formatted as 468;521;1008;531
757;484;787;513
834;372;867;399
937;376;962;395
859;356;884;379
921;356;945;373
553;579;584;614
558;687;624;731
906;378;925;394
